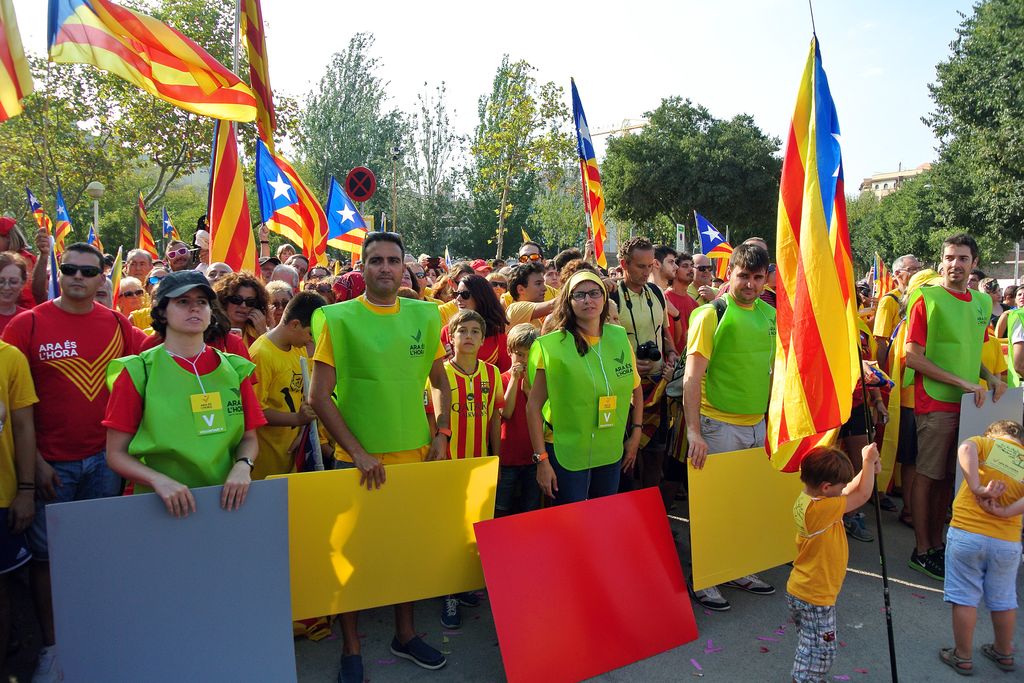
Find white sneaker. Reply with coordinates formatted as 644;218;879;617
692;585;731;611
723;573;776;595
32;645;63;683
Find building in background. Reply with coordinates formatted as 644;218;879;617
858;163;932;198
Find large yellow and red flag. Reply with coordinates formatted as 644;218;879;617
208;121;257;273
136;192;158;258
241;0;276;152
0;0;32;122
47;0;256;122
571;79;607;268
768;37;860;472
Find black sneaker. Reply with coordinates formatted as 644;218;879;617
440;595;461;629
390;636;447;670
456;591;481;607
909;548;944;580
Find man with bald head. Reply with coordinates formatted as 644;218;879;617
689;254;718;304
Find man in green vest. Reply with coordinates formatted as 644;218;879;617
310;232;452;683
904;233;1007;581
1006;286;1024;387
684;242;777;612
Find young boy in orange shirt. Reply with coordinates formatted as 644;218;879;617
786;443;880;683
939;420;1023;675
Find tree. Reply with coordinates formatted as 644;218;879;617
470;57;575;258
602;97;781;246
524;177;585;255
924;0;1024;247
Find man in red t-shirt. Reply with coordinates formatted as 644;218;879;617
904;233;1006;582
664;251;699;353
1;242;145;681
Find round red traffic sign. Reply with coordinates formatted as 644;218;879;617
345;166;377;203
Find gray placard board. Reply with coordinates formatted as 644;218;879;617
956;386;1024;490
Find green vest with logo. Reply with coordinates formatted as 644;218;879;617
528;324;634;471
312;298;441;453
704;296;777;415
919;286;991;403
1006;308;1024;388
106;346;255;492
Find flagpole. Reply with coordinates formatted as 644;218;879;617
232;1;241;76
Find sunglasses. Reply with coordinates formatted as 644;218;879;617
148;275;166;285
455;290;472;300
167;247;191;259
518;253;542;263
415;272;426;279
570;289;604;301
271;300;289;309
490;281;508;289
59;264;102;278
695;265;714;273
225;295;259;307
121;289;145;298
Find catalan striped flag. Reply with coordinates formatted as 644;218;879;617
47;0;256;122
873;252;894;298
767;37;860;473
109;245;122;307
136;192;158;258
255;139;329;266
0;0;33;122
161;207;180;241
241;0;275;152
208;121;256;274
324;175;367;258
571;79;607;268
26;188;53;235
54;188;72;257
86;223;103;254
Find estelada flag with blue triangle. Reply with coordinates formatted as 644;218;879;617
54;188;72;257
254;138;329;266
324;175;367;257
695;212;733;259
26;187;52;235
162;207;180;241
86;223;103;254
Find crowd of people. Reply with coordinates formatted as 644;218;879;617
0;215;1017;683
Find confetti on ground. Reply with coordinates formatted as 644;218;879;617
375;658;396;665
759;646;770;653
911;593;926;599
690;659;703;671
854;669;869;674
757;636;779;642
703;639;723;654
442;630;463;636
834;676;850;681
703;609;712;616
774;629;786;636
839;641;848;648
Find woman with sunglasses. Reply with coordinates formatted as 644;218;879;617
214;273;270;348
486;272;509;298
117;277;147;317
0;253;28;333
441;275;511;372
527;271;643;505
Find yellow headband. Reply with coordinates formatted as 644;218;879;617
566;271;607;302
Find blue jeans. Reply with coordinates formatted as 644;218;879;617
495;464;540;516
547;443;621;506
28;451;121;561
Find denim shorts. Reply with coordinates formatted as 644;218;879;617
27;451;121;561
944;526;1021;612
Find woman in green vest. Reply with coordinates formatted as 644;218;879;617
527;271;643;505
104;270;265;518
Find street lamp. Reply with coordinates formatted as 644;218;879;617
85;182;104;241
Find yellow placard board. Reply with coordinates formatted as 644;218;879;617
273;457;498;620
688;448;804;591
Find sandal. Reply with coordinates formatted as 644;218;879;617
940;647;974;676
981;643;1016;672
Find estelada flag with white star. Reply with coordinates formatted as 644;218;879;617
324;175;367;258
161;207;180;241
571;78;607;268
694;212;733;259
254;138;328;266
54;188;72;257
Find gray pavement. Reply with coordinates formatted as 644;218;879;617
294;498;1024;682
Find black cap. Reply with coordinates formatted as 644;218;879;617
154;270;215;304
259;256;281;267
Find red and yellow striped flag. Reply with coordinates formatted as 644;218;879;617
254;139;329;267
208;121;256;274
874;253;895;298
136;192;158;258
241;0;276;153
767;37;860;472
0;0;32;122
48;0;256;122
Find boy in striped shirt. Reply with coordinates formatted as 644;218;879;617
438;309;503;629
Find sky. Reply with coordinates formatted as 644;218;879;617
19;1;974;188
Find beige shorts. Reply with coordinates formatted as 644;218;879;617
914;411;959;481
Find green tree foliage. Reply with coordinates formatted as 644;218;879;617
469;57;575;258
602;97;781;247
925;0;1024;245
524;176;585;255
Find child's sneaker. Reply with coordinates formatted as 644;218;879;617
440;595;461;629
844;513;874;542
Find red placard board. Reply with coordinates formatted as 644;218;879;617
345;166;376;202
475;488;697;683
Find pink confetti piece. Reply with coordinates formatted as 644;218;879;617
757;636;779;642
774;629;786;636
834;676;850;681
854;669;868;674
690;659;703;671
911;593;926;599
324;633;339;641
442;630;463;636
759;646;770;653
375;658;396;665
703;609;712;616
839;641;848;648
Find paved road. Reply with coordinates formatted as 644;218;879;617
294;499;1024;682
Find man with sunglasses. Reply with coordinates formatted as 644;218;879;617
164;240;193;272
2;243;145;681
689;254;719;304
873;254;921;364
517;241;544;264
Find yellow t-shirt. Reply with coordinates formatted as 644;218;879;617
951;436;1024;542
686;304;765;426
786;492;847;606
980;334;1007;390
129;307;154;335
438;300;459;328
872;291;900;341
501;285;558;309
506;301;545;330
0;342;36;507
312;296;444;463
687;283;718;304
249;334;307;480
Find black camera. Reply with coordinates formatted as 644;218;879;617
635;340;662;362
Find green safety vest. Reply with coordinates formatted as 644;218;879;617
919;286;991;403
1007;308;1024;388
704;296;777;415
527;324;634;471
312;298;441;453
106;346;255;492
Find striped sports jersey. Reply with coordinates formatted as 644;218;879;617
444;359;504;459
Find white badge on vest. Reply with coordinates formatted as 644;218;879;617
190;392;226;436
598;395;617;429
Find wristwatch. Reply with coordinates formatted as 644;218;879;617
436;427;452;439
532;451;549;464
235;457;255;471
629;423;644;431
